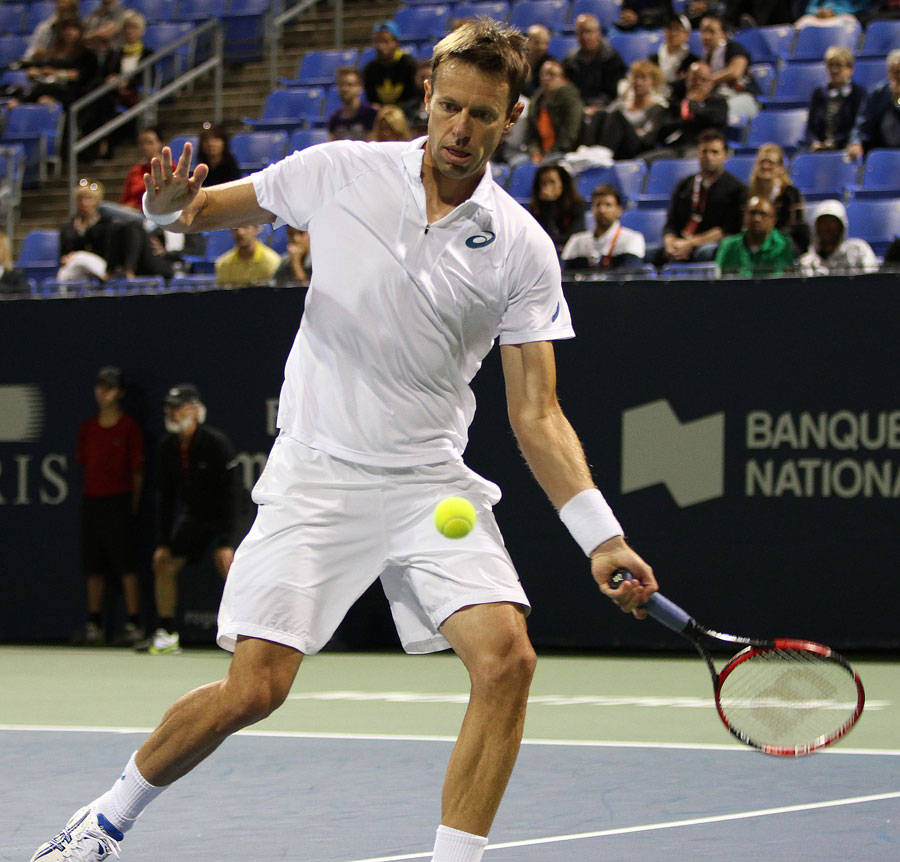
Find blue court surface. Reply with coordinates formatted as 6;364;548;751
2;648;898;860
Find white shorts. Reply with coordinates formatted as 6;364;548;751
217;434;530;655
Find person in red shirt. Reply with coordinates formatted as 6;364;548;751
75;366;145;645
119;126;162;210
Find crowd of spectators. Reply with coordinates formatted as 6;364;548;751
4;2;900;290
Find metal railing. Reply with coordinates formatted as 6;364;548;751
66;19;224;212
268;0;345;92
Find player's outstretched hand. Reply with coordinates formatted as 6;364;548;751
591;536;656;619
143;142;209;217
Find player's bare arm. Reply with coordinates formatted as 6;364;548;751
143;143;275;233
499;341;656;616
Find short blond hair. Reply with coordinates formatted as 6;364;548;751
629;59;664;91
825;46;853;67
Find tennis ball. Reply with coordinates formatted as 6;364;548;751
434;496;477;539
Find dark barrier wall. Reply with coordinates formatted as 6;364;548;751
1;277;897;649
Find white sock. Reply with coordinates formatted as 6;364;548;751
92;752;167;833
431;825;488;862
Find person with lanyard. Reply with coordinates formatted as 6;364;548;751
30;18;656;862
658;127;747;264
561;183;647;273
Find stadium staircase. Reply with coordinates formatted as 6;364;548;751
14;0;399;257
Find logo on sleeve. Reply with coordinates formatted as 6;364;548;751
551;302;560;322
465;231;495;249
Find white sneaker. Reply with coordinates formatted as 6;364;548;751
31;806;123;860
148;627;181;655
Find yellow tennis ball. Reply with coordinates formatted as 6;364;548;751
434;496;477;539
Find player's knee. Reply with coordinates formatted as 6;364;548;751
222;674;292;729
470;637;536;697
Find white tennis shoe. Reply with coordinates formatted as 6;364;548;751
30;806;123;861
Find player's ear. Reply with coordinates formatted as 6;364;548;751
424;77;433;112
505;101;524;131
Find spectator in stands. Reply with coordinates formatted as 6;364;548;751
656;61;728;156
198;122;243;186
846;50;900;161
361;21;417;107
74;365;145;647
798;199;879;275
658;128;747;264
715;195;795;276
101;10;152;115
528;164;586;252
215;225;282;286
403;58;432;138
802;47;866;152
616;0;676;31
23;0;80;61
562;14;626;113
83;0;127;62
138;383;242;656
649;15;698;89
0;231;30;294
525;59;585;163
327;66;378;141
274;226;311;286
747;143;810;253
697;13;758;123
370;104;411;142
583;60;668;160
523;24;552;97
120;127;163;210
561;184;647;272
59;178;174;281
17;16;99;111
795;1;874;29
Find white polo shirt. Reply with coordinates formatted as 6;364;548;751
251;137;574;467
561;221;646;265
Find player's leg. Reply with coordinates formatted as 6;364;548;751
30;637;303;861
438;601;536;836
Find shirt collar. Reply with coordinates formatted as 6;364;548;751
401;136;497;217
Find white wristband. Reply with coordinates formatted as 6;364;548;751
141;192;183;226
559;489;623;556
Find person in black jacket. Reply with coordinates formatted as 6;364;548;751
802;47;866;152
138;383;242;655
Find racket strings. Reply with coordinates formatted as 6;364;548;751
717;649;860;750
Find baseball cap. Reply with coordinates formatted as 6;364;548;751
373;20;400;39
95;366;124;389
164;383;201;407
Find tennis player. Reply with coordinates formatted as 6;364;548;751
31;19;656;862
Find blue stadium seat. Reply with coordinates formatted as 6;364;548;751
508;0;569;34
394;5;452;41
736;108;807;155
620;207;667;246
24;2;54;34
575;165;614;202
660;262;718;280
229;131;287;172
852;58;888;91
490;161;511;187
167;134;198;168
221;0;273;63
282;49;359;87
0;35;27;71
287;128;329;151
606;159;647;202
570;0;622;30
548;34;577;58
846;149;900;199
733;25;793;63
183;228;236;274
636;158;698;208
267;225;288;254
243;89;326;131
790;151;859;201
845;198;900;255
507;161;538;203
791;20;861;61
859;19;900;57
0;4;25;35
723;154;757;185
130;0;177;23
749;62;776;98
144;22;194;85
15;230;59;283
103;276;167;295
760;61;827;109
453;2;510;23
169;272;218;291
174;0;225;20
608;30;662;66
1;103;63;186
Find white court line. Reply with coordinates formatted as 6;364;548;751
0;724;898;757
344;790;900;862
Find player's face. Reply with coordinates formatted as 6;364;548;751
424;61;521;185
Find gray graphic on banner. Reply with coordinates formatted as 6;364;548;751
622;400;725;507
0;385;46;442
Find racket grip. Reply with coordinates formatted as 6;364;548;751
608;568;694;634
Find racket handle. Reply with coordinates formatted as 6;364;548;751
608;568;695;634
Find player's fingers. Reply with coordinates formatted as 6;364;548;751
148;156;165;190
173;142;193;178
189;162;209;189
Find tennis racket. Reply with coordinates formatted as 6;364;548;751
608;569;865;757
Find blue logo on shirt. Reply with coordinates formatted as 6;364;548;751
465;231;495;249
551;302;560;322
